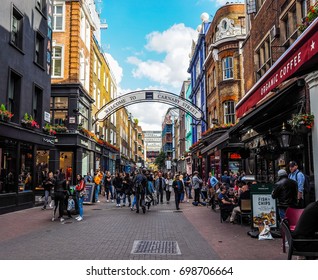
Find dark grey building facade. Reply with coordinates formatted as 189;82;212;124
0;0;54;214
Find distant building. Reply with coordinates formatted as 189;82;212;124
144;131;162;163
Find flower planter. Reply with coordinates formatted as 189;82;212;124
294;126;311;134
0;115;9;122
22;122;33;129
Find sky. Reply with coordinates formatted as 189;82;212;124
99;0;240;130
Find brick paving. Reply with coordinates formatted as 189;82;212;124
0;196;287;260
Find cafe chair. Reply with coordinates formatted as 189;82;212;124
237;199;252;225
281;219;318;260
282;207;304;253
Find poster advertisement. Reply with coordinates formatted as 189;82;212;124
252;193;277;229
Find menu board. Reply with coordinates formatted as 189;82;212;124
251;183;277;229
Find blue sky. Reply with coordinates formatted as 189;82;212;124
99;0;235;130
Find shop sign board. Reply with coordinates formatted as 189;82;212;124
69;183;95;204
250;183;277;229
83;183;95;204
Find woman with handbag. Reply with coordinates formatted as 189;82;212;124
75;174;85;221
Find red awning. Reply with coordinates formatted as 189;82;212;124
236;18;318;118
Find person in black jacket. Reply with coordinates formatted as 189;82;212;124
272;169;298;220
52;171;67;222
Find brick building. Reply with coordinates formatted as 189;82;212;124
230;0;318;203
200;3;246;180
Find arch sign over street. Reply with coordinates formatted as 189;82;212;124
95;90;204;122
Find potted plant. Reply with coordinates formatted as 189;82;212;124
53;124;67;133
21;113;40;129
43;123;57;135
298;5;318;32
287;113;314;133
0;104;14;122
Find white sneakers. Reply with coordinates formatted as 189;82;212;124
75;216;83;221
60;218;65;222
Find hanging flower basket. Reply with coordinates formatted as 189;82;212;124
287;113;314;133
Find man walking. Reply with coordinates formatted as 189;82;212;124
154;171;166;204
192;171;203;206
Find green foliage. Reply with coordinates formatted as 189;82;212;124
155;151;166;169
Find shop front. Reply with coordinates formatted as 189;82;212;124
0;123;55;214
234;19;318;200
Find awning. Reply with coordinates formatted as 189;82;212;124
236;18;318;118
201;132;229;154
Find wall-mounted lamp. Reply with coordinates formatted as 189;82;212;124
278;122;292;149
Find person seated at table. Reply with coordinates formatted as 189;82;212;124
218;186;235;221
229;181;250;224
292;200;318;255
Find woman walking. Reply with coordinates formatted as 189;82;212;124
75;174;85;221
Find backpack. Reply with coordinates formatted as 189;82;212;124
296;171;311;193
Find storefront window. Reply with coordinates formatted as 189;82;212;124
50;97;68;126
82;151;89;177
78;102;88;129
35;150;49;189
59;152;73;182
0;139;18;193
19;143;33;191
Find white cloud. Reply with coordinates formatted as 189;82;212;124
119;86;172;131
212;0;243;6
104;53;123;85
127;23;197;89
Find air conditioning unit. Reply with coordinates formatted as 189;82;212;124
270;25;280;42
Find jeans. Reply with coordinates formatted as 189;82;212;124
116;192;126;205
77;195;84;217
132;195;137;207
194;188;200;203
188;186;193;198
157;189;163;204
278;207;286;220
105;185;114;200
165;190;171;202
135;191;145;212
43;190;50;208
95;184;100;202
175;192;181;210
54;191;65;219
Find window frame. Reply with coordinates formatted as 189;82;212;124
222;56;234;80
35;30;45;68
52;2;64;32
11;5;24;51
223;100;235;124
52;45;64;78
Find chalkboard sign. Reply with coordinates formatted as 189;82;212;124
83;183;95;204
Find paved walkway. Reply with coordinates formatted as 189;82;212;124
0;196;287;260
